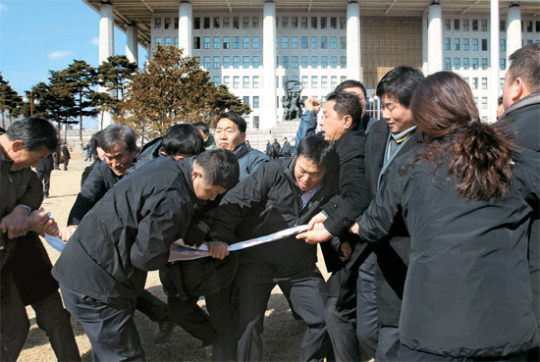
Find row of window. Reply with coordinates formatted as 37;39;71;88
191;35;348;51
213;75;348;90
196;55;347;70
194;36;260;50
443;38;489;51
444;18;540;33
155;16;540;34
187;16;347;31
443;57;506;71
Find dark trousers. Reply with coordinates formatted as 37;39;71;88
63;159;69;171
325;296;361;361
398;344;528;361
236;265;330;362
0;272;80;361
355;252;380;359
135;289;169;323
60;285;145;361
36;169;52;197
167;286;237;360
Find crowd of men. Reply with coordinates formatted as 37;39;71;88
0;43;538;362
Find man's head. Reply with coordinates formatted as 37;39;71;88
284;137;288;142
376;66;425;134
503;43;540;110
191;149;239;201
162;124;204;161
320;91;362;142
90;130;105;161
335;79;368;118
100;124;138;177
215;112;246;152
2;117;58;171
294;136;339;192
193;121;210;140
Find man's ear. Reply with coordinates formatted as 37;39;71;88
343;115;353;131
510;77;526;103
11;140;25;152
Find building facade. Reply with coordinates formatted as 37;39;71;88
83;0;539;128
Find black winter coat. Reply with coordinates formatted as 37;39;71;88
357;149;539;358
497;92;540;338
52;158;200;303
211;158;339;277
68;160;121;225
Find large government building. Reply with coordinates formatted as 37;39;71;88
82;0;539;128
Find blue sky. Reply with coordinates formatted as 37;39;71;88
0;0;147;129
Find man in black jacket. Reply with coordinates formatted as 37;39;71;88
35;153;54;198
63;124;175;344
210;136;339;361
53;149;239;361
61;142;70;171
0;118;80;361
497;43;540;361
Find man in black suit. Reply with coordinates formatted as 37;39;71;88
299;66;425;361
496;43;539;361
35;153;54;198
61;142;70;171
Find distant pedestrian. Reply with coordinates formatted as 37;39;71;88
265;140;272;157
35;153;54;198
271;138;281;159
84;142;93;161
281;137;291;157
61;142;70;171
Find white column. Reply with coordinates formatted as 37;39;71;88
126;24;139;64
489;0;499;123
179;1;193;56
99;2;115;128
346;1;361;80
506;3;521;60
427;1;443;74
261;0;277;129
99;3;114;64
422;11;428;75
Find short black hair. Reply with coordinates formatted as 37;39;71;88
296;135;340;177
194;149;239;190
90;130;102;158
508;43;540;94
6;117;58;152
100;124;137;153
335;79;367;98
326;91;362;128
162;124;204;156
376;66;425;107
217;111;247;133
193;121;210;135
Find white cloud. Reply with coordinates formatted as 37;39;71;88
49;50;73;59
91;37;99;46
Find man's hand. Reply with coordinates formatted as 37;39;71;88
307;212;327;228
340;241;352;262
0;205;30;239
296;222;332;244
349;222;360;235
304;97;322;114
28;209;59;236
59;225;78;242
208;241;229;260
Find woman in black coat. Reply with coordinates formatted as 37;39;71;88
349;72;539;360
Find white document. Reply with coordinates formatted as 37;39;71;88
168;224;309;262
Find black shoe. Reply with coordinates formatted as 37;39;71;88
154;320;174;344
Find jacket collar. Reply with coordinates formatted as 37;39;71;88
502;92;540;118
233;142;249;159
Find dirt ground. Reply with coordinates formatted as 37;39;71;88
17;151;343;361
